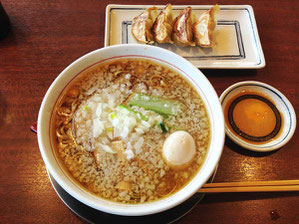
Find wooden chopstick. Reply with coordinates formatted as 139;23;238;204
198;180;299;193
203;179;299;187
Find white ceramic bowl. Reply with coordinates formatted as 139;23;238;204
220;81;296;152
37;44;225;216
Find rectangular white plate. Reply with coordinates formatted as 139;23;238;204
105;5;265;69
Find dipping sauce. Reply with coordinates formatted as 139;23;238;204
224;90;283;144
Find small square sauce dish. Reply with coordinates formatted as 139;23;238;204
219;81;296;152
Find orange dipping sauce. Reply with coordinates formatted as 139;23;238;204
224;90;282;144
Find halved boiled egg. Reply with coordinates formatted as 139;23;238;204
162;131;196;169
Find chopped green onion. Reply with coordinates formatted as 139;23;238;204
110;112;116;119
83;105;89;110
119;104;136;113
106;127;113;132
159;122;169;133
128;93;181;116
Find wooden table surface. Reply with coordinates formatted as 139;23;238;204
0;0;298;223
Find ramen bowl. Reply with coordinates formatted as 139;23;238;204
37;44;224;216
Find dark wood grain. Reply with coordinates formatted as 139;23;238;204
0;0;298;223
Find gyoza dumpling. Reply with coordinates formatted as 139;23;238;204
131;7;158;44
152;4;173;44
193;5;220;47
172;7;195;47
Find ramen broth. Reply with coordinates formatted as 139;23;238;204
53;58;211;203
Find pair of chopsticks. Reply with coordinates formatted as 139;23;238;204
198;180;299;193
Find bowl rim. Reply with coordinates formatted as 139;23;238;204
37;44;225;216
219;80;296;152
